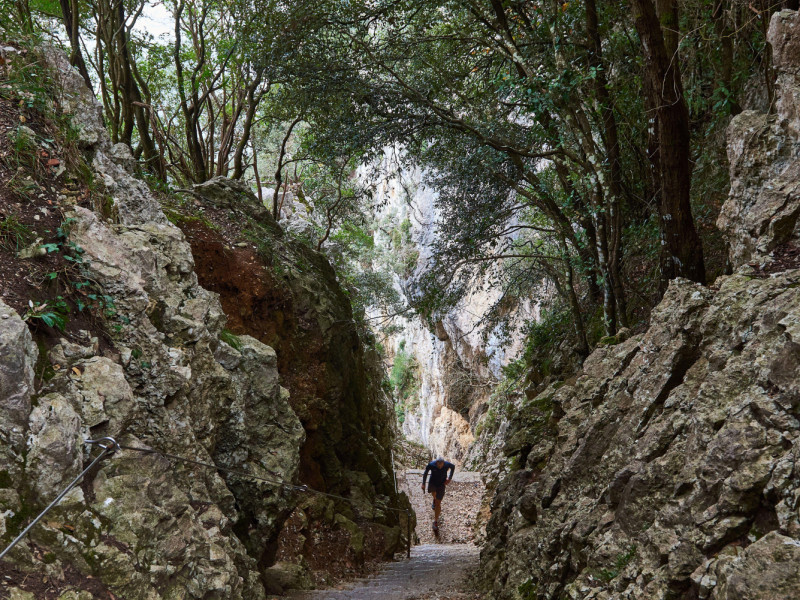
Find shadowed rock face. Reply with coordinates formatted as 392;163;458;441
482;10;800;600
181;178;410;546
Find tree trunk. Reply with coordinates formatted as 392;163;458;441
630;0;706;286
112;0;163;180
273;117;302;220
174;0;208;183
586;0;629;327
59;0;93;90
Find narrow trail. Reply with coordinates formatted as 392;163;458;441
400;470;484;545
287;470;485;600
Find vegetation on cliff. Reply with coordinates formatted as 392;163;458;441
0;36;409;598
5;0;777;368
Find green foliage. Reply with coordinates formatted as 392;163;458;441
518;578;538;600
14;0;771;366
388;344;420;424
220;329;243;351
513;307;574;379
475;372;522;438
0;40;53;114
394;403;405;424
6;126;40;172
23;297;69;331
596;545;638;584
0;216;34;252
389;346;418;401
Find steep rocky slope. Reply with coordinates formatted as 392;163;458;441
480;10;800;599
0;46;406;598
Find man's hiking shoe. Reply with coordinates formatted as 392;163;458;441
432;521;439;532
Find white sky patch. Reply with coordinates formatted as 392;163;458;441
137;1;175;42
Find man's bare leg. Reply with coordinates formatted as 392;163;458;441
432;493;442;523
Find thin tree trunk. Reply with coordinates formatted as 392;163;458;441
253;137;263;205
232;73;265;179
630;0;706;286
59;0;93;89
174;0;207;182
586;0;629;328
273;117;302;220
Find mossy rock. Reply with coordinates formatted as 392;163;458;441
334;513;365;558
263;561;313;592
58;592;95;600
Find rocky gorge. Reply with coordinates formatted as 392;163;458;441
3;4;800;600
365;159;537;467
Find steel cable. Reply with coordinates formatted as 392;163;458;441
0;437;413;561
0;437;118;561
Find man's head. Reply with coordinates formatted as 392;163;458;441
435;457;445;467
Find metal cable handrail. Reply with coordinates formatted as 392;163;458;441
0;436;413;561
0;437;118;561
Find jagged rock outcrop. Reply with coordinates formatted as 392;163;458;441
0;46;403;599
719;10;800;269
481;11;800;599
179;177;409;552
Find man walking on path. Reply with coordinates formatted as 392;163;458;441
422;457;455;531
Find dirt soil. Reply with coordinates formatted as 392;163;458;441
749;242;800;277
0;543;116;599
0;43;115;382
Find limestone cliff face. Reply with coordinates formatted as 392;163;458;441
0;48;404;599
368;160;535;464
481;11;800;599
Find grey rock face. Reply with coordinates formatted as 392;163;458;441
482;15;800;596
482;273;800;599
0;49;305;600
43;48;108;152
719;10;800;268
711;531;800;600
193;176;273;223
26;394;83;503
0;301;37;464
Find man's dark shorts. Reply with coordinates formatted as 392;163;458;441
428;483;446;500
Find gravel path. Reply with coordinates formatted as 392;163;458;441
286;544;480;599
400;470;485;545
286;470;486;600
